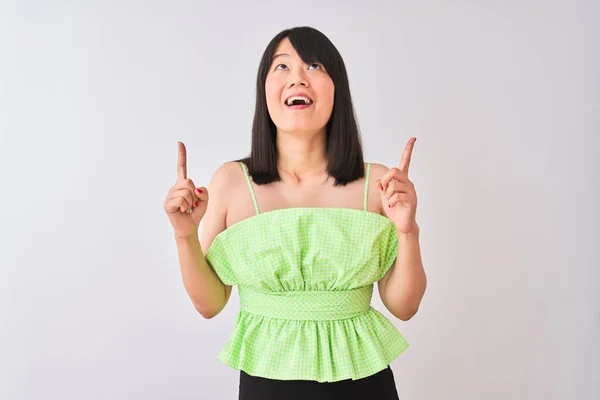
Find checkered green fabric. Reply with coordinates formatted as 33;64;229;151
205;162;409;382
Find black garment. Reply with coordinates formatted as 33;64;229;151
238;366;400;400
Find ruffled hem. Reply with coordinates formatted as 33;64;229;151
216;307;409;383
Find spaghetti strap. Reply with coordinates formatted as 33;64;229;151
240;162;260;215
363;163;371;211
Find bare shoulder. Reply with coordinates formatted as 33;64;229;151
366;162;391;215
200;161;245;251
368;162;391;180
208;161;245;191
205;160;248;213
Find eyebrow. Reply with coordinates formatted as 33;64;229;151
272;53;290;60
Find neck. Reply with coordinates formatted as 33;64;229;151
276;129;327;181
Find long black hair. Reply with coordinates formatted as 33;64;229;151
239;26;364;186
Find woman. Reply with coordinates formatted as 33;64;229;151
164;26;427;400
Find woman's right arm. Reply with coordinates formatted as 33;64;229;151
176;163;234;319
164;142;235;319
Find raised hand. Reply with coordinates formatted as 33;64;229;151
378;137;418;234
163;142;208;238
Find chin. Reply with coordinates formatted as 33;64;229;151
276;116;328;135
280;124;326;136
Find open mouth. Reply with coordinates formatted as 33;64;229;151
285;95;314;107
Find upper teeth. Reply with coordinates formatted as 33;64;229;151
286;96;312;105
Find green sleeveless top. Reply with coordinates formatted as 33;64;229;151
205;162;409;382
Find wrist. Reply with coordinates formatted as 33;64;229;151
174;232;199;244
396;222;419;237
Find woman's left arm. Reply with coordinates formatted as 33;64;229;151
377;224;426;321
374;137;427;321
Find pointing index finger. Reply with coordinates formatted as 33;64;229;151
399;137;416;173
177;141;187;181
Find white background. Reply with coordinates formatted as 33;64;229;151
1;1;598;399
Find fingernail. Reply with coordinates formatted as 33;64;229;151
196;188;202;194
388;204;391;208
195;201;199;207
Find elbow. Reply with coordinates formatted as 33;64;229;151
191;286;229;319
392;306;420;321
194;304;221;319
382;292;423;321
398;310;418;321
198;310;218;319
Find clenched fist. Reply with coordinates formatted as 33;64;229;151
164;142;208;238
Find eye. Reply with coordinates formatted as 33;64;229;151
308;63;322;70
275;64;288;71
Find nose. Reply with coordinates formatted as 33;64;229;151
287;69;309;88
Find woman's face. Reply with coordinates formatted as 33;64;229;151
265;38;335;136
